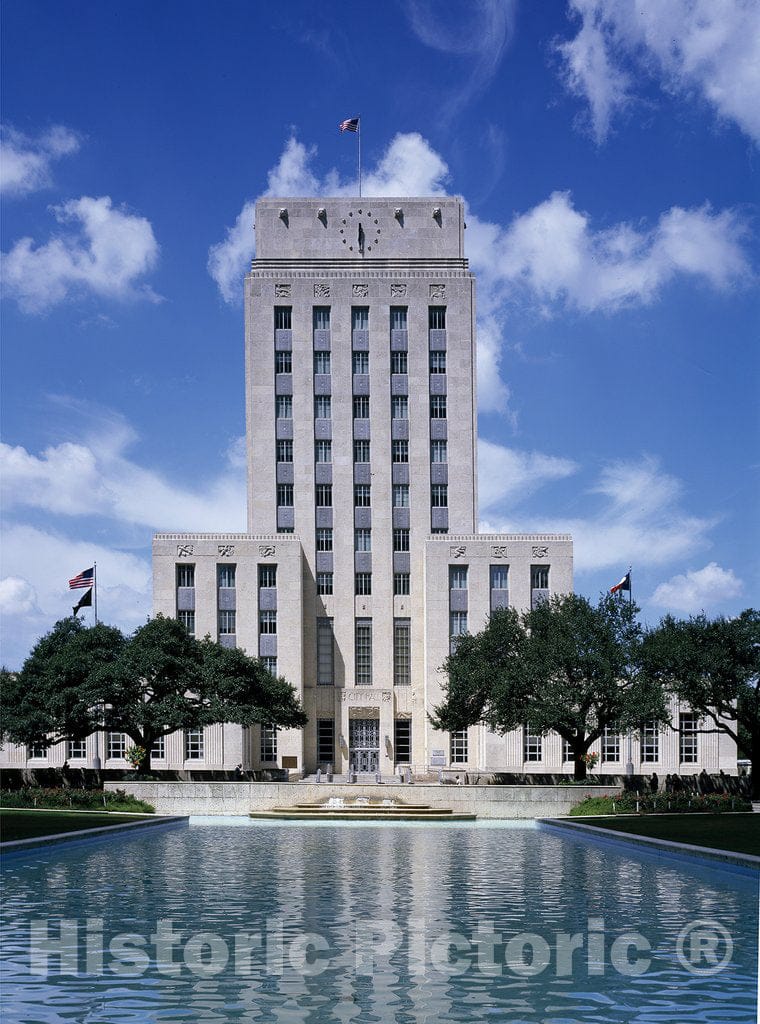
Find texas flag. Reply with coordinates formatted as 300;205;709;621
610;571;631;594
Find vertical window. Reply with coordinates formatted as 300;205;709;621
260;725;278;762
274;306;292;330
393;528;410;552
562;739;573;763
391;395;408;419
355;619;372;685
429;350;447;373
392;440;409;463
391;307;408;331
353;439;370;462
68;739;87;759
317;618;334;686
316;572;333;595
314;351;331;374
29;741;47;759
449;566;468;590
490;565;508;590
313;307;330;331
450;729;468;764
531;565;550;589
275;351;292;374
394;572;410;595
219;609;236;635
259;610;277;634
429;307;446;330
151;736;165;760
276;439;293;462
352;307;369;331
393;619;411;686
524;727;542;762
602;726;620;763
641;720;660;763
355;572;372;595
431;484;448;507
391;351;408;374
431;440;448;463
314;395;332;419
107;733;126;760
276;395;293;419
315;440;332;463
317;720;335;764
354;484;371;507
450;611;468;653
355;528;372;552
177;564;195;588
394;720;412;763
315;484;333;507
352;351;369;375
353;396;370;418
393;484;410;507
258;565;277;588
430;395;447;418
316;527;333;551
178;609;195;636
277;483;294;507
218;564;236;588
261;656;277;676
185;728;204;761
679;713;699;764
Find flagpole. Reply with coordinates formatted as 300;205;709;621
357;116;362;198
626;565;633;778
94;562;98;625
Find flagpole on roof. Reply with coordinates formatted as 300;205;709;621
358;116;362;198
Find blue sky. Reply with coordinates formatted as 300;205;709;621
1;0;758;668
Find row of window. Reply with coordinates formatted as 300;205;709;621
177;565;276;589
276;350;448;377
277;439;449;464
313;718;412;766
277;395;452;421
449;716;703;765
276;482;447;508
47;727;279;764
274;305;446;333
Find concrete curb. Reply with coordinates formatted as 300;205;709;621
539;816;760;870
0;815;189;852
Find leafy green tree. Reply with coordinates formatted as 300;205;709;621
641;609;759;797
431;594;667;780
2;614;307;773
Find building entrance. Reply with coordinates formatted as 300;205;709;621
349;718;379;772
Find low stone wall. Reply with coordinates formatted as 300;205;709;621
104;781;606;819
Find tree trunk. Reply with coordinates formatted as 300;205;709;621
574;756;587;781
751;732;759;801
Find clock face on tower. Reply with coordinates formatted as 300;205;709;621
337;208;382;254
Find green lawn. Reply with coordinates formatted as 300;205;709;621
578;814;760;857
0;808;154;843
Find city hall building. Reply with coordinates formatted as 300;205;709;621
3;196;736;779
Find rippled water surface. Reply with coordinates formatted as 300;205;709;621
1;819;757;1023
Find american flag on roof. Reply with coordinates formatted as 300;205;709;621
339;117;359;133
69;567;94;590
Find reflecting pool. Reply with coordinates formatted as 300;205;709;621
2;819;757;1023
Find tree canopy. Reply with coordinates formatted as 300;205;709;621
641;608;759;795
431;593;667;780
1;614;307;772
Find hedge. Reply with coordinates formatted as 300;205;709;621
0;787;154;813
570;791;751;816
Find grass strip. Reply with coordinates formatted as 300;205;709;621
575;813;759;857
1;808;154;842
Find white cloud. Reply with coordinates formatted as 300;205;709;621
208;133;449;305
404;0;517;119
0;524;152;670
0;403;246;532
467;191;749;313
650;562;744;613
0;124;81;195
558;0;760;144
0;577;39;616
478;439;578;511
2;196;160;313
480;453;716;572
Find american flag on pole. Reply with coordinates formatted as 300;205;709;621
339;117;359;133
69;567;94;590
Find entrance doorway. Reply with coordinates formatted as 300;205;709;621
349;718;379;772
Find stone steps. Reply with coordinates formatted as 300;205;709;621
250;800;477;822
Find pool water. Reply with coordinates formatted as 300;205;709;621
1;819;757;1023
